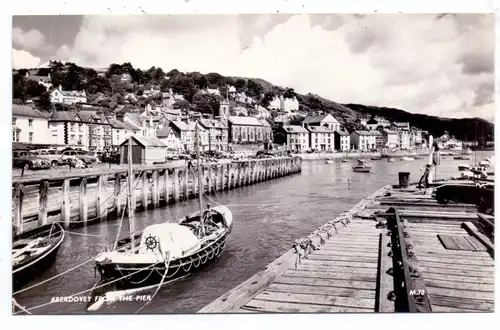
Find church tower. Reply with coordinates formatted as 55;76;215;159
219;99;230;127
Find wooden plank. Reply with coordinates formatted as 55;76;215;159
423;272;495;284
450;235;476;251
283;269;377;283
416;255;494;267
151;170;159;208
267;283;376;299
13;183;24;235
438;234;459;250
425;279;494;292
463;236;488;252
164;170;170;203
306;254;378;263
310;250;379;258
426;287;494;301
274;275;376;290
418;250;492;260
234;308;259;313
462;222;494;258
296;263;377;276
141;172;149;208
60;179;71;226
430;295;494;311
431;305;483;313
420;266;494;278
254;291;375;310
377;231;394;313
418;260;493;272
244;299;371;313
298;259;378;269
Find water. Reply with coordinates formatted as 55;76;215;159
14;151;493;314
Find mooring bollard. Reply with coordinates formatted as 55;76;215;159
398;172;410;188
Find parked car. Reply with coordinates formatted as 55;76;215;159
29;149;65;167
60;150;99;165
12;150;51;170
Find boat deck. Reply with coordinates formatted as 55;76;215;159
199;180;495;313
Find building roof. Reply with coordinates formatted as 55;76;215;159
307;125;336;133
170;120;201;131
393;122;410;128
367;118;378;125
352;130;377;136
228;116;263;126
12;104;50;119
156;126;173;138
259;119;272;127
59;90;86;97
335;130;349;136
302;113;338;124
282;125;309;133
120;135;167;148
50;111;82;122
198;118;227;129
109;120;137;130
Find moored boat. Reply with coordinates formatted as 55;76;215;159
461;147;473;155
352;160;371;173
401;156;414;161
457;164;470;171
325;160;333;164
87;124;234;311
388;158;395;162
453;156;471;160
12;222;65;291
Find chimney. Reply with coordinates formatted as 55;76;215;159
59;85;62;92
48;73;51;79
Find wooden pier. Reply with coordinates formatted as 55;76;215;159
200;179;494;313
12;157;302;235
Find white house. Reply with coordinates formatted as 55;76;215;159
379;128;399;149
334;131;351;151
110;120;140;147
269;95;299;113
280;125;310;152
302;113;341;131
12;104;51;146
306;126;336;151
437;134;463;150
50;85;87;105
205;87;221;96
350;130;377;151
156;126;183;151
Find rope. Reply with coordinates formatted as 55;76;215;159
13;262;163;315
63;230;104;237
112;203;128;251
12;255;97;296
12;298;31;314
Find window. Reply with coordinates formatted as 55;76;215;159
12;118;16;126
28;119;33;127
29;132;33;143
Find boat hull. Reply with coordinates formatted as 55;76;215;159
352;167;371;173
87;231;229;310
12;222;65;291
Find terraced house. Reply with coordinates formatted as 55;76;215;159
50;85;87;105
198;118;228;151
275;125;310;152
48;111;89;149
306;125;336;151
12;104;51;147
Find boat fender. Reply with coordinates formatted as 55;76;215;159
432;151;441;166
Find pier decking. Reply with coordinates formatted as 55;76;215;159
200;180;494;313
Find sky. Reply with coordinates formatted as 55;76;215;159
11;14;495;121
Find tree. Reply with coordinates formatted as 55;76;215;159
192;92;220;115
106;63;123;78
25;80;46;98
235;78;246;89
173;99;191;112
246;79;263;98
283;88;296;99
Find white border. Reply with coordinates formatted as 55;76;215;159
1;1;499;329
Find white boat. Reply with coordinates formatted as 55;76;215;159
352;160;371;173
461;148;473;155
88;124;233;311
388;158;395;162
453;156;471;160
325;160;333;164
401;156;414;161
479;159;490;167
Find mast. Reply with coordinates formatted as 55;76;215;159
195;123;205;236
127;136;136;253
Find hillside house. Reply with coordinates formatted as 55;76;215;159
12;104;51;146
307;126;336;152
169;120;207;151
350;130;377;151
268;95;300;113
78;110;113;152
25;71;52;90
334;130;351;151
50;85;87;105
275;125;310;152
302;113;341;131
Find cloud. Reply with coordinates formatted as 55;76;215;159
12;27;45;51
29;14;494;120
12;49;41;69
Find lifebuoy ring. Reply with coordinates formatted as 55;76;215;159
433;151;441;166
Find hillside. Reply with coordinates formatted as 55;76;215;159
12;61;494;142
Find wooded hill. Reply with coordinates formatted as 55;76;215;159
12;61;493;142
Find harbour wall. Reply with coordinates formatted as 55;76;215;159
297;149;431;160
11;157;302;235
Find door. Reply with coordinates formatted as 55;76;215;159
122;144;143;164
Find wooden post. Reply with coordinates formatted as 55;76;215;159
114;173;122;216
164;169;170;204
79;178;88;223
193;168;198;197
207;166;213;194
221;164;226;190
38;181;49;227
97;175;108;221
213;165;219;192
61;179;71;226
228;164;233;189
184;168;189;200
173;169;180;202
142;172;149;209
236;163;241;187
130;172;137;212
13;183;24;235
152;170;160;208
